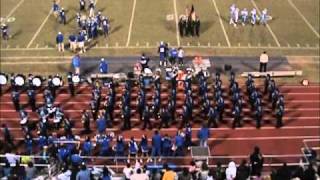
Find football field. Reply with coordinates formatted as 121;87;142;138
0;0;319;57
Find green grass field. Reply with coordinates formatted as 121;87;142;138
0;0;319;56
0;0;319;83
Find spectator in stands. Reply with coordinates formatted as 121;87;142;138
178;167;191;180
162;163;176;180
130;168;149;180
276;163;291;180
56;32;64;52
142;105;152;130
102;166;112;180
99;58;108;73
236;160;250;180
11;161;26;179
225;161;237;180
151;130;162;161
123;163;133;180
184;123;193;150
303;163;317;180
25;161;36;180
259;51;268;72
76;163;91;180
250;146;264;177
2;161;11;177
189;161;199;179
198;124;210;147
72;53;81;75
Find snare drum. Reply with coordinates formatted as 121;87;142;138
32;76;42;87
52;76;62;87
72;75;80;84
0;73;7;85
14;75;25;86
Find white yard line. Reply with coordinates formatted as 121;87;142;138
287;0;320;38
5;0;25;18
173;0;181;46
250;0;281;47
211;0;231;47
26;10;53;48
126;0;137;47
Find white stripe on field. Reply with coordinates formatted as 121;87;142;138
26;10;53;48
287;0;319;38
126;0;137;47
211;0;231;47
5;0;25;19
173;0;180;46
250;0;281;47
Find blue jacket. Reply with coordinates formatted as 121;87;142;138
97;118;106;133
72;55;81;68
175;135;184;147
56;34;64;43
99;61;108;73
152;134;162;149
198;128;210;140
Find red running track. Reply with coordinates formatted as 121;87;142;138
0;84;319;166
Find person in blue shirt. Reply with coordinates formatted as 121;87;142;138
169;48;178;65
72;54;81;74
71;152;82;166
59;8;66;25
158;41;168;66
115;136;125;161
198;124;210;147
208;107;218;128
82;136;93;156
56;32;64;52
77;32;86;53
25;134;33;154
99;135;111;156
96;115;106;134
99;58;108;73
38;134;48;149
57;145;70;163
69;34;77;52
162;134;172;156
140;134;149;159
151;130;162;160
76;163;91;180
175;131;185;156
52;0;60;18
128;137;138;158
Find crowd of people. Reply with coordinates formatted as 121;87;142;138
54;0;110;53
1;145;319;179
